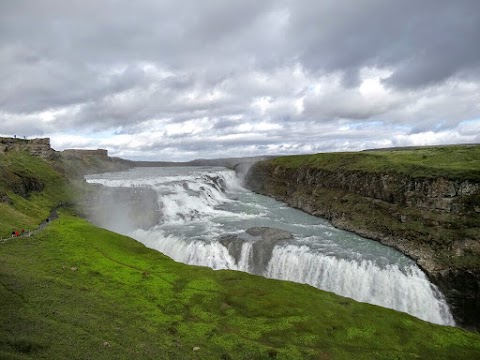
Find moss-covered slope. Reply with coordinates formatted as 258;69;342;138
0;151;69;239
2;213;480;359
270;145;480;181
2;150;480;359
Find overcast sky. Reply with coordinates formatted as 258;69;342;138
1;0;479;160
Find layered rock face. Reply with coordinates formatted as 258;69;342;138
245;161;480;329
62;149;109;159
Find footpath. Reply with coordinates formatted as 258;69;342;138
0;205;61;243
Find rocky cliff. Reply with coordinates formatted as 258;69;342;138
0;137;55;159
244;147;480;330
62;149;109;159
57;149;133;178
0;138;132;176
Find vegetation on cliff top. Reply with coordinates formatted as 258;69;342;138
270;145;480;181
2;151;480;359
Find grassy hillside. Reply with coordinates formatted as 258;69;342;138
2;151;480;359
0;151;69;239
56;153;132;179
271;145;480;181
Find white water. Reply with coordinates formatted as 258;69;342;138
86;166;455;326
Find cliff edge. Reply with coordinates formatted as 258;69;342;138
245;145;480;330
0;137;55;159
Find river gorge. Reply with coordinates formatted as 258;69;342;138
86;166;455;327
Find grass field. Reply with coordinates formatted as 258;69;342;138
2;212;480;359
2;151;480;359
270;145;480;181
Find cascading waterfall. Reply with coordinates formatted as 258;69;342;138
86;166;455;326
265;245;452;325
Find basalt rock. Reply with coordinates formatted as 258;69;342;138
432;268;480;331
0;137;55;160
11;174;44;198
248;227;293;275
246;227;293;242
219;234;246;265
219;227;293;275
0;192;12;205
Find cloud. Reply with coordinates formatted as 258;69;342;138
285;0;480;88
1;0;479;160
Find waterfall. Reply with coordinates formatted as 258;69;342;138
265;245;454;325
86;166;455;326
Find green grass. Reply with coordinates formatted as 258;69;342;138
270;145;480;181
0;151;69;238
2;212;480;359
2;150;480;359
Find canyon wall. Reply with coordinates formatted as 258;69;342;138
245;159;480;329
62;149;109;159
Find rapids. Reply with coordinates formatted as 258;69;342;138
86;166;455;326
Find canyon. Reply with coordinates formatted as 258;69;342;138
244;147;480;330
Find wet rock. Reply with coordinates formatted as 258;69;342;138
204;175;227;193
434;269;480;330
219;227;294;274
0;192;12;205
246;227;293;241
219;235;244;264
248;227;293;275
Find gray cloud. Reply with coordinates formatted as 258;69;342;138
1;0;479;160
286;0;480;87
